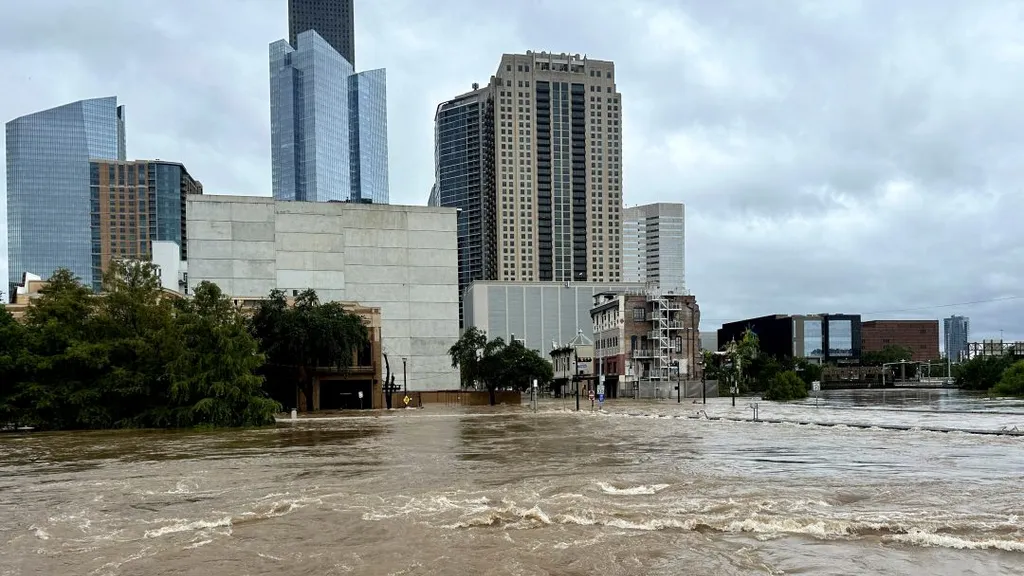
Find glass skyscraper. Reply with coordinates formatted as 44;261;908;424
6;97;125;295
270;30;388;204
433;86;497;327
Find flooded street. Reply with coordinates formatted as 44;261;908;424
1;390;1022;575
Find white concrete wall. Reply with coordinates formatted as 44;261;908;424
151;240;184;293
187;195;460;390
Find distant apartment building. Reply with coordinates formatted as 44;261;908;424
6;97;125;296
944;315;970;361
89;160;202;292
718;313;862;364
433;86;497;326
433;51;623;288
288;0;355;65
623;202;685;293
590;289;701;398
861;320;940;361
270;30;388;204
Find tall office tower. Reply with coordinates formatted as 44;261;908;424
623;203;685;293
943;315;970;361
433;85;497;327
6;97;125;296
492;51;622;283
288;0;355;66
270;30;388;204
88;160;203;292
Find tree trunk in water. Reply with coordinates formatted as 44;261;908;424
488;386;496;406
299;366;314;411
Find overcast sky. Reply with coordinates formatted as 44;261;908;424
2;0;1022;343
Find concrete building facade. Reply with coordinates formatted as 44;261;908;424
185;195;459;391
463;280;644;354
623;202;685;293
861;320;940;361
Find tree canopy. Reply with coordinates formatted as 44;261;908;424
860;345;914;366
1;265;280;430
763;370;809;402
448;329;552;405
249;289;369;411
991;360;1024;397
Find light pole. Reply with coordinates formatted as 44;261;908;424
699;356;706;404
402;357;408;397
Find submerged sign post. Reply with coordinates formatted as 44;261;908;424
812;380;821;407
597;381;606;408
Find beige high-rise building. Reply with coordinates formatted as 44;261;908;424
489;51;622;283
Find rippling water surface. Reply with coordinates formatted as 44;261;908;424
1;390;1022;575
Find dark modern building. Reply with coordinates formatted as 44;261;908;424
288;0;355;66
433;85;497;327
718;313;862;364
6;97;125;297
89;160;203;292
718;315;794;359
861;320;940;361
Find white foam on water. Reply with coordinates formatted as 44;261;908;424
30;526;50;540
597;482;670;495
183;538;213;550
889;529;1024;552
144;517;232;539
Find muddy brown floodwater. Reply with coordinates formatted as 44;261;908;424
1;392;1022;575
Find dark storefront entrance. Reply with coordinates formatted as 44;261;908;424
319;379;373;410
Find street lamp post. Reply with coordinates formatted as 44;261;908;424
699;356;706;404
402;357;408;397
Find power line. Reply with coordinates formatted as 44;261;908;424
698;295;1022;325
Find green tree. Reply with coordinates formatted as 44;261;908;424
19;269;102;429
0;307;27;427
764;370;809;401
476;337;553;405
85;261;179;428
954;355;1014;391
861;345;914;366
990;360;1024;397
163;282;280;426
448;326;487;389
793;359;823;387
250;289;369;410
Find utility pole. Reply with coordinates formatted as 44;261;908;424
701;357;707;404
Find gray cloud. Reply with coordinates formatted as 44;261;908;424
1;0;1021;343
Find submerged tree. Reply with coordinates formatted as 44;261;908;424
164;282;280;426
448;326;487;389
0;306;26;427
475;337;553;405
250;289;369;410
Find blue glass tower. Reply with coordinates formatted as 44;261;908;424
6;97;125;294
270;30;388;204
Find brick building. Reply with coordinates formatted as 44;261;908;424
860;320;940;361
590;289;700;398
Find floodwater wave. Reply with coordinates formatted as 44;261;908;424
1;391;1022;575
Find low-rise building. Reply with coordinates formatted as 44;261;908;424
861;320;940;361
463;281;645;354
590;288;700;398
549;337;593;397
